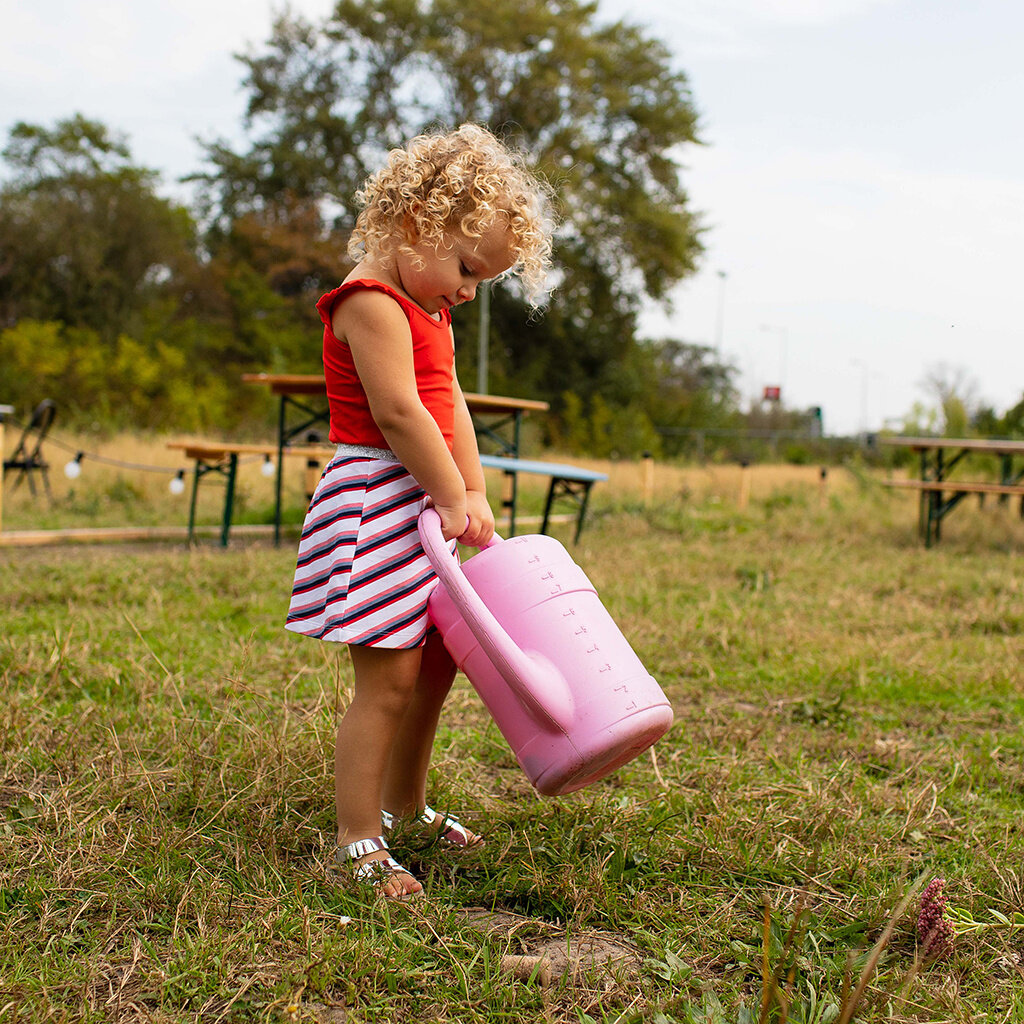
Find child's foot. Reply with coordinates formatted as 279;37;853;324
337;836;423;899
382;805;485;851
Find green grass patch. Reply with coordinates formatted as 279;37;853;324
1;483;1023;1021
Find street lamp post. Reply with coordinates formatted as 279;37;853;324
759;324;788;397
476;281;491;395
851;358;869;436
714;270;727;353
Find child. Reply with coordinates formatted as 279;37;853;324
285;125;553;899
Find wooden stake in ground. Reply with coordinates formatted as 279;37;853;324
304;452;325;502
642;451;655;506
738;459;751;510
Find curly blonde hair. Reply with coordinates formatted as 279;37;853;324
348;124;554;303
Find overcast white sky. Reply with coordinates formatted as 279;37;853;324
3;0;1022;435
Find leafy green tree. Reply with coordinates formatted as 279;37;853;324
195;0;703;410
644;339;736;421
996;394;1024;437
971;405;1001;437
0;318;233;430
0;116;328;430
0;115;197;340
636;338;738;456
919;362;981;437
543;338;737;458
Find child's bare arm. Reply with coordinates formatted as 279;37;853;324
451;374;495;548
335;291;467;539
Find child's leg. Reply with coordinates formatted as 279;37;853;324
380;631;457;816
336;643;424;898
379;633;484;847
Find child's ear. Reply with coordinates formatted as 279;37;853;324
402;211;421;244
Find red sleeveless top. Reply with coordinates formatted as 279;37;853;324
315;280;456;452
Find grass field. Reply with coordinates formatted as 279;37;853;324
2;438;1023;1022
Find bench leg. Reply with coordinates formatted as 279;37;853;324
187;454;239;547
574;483;595;544
925;489;940;548
1000;454;1012;507
541;479;557;536
274;399;286;546
501;469;518;537
220;453;239;547
187;467;199;545
542;478;595;544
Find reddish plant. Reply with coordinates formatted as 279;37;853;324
917;878;954;960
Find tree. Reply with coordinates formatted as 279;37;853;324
919;362;981;437
634;338;740;457
195;0;703;407
997;394;1024;437
644;339;736;422
0;115;197;340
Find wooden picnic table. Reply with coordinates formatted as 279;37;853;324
879;435;1024;546
242;373;551;542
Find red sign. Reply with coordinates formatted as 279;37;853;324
763;386;781;402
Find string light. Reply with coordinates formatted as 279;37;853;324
261;454;276;477
169;469;186;495
64;452;84;479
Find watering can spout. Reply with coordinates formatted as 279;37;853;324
418;508;576;732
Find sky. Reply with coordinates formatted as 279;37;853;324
2;0;1022;436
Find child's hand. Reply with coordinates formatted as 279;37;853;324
459;489;495;548
432;500;469;542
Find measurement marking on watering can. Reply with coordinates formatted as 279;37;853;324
562;607;577;617
613;683;637;710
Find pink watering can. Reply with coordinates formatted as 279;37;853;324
418;508;673;796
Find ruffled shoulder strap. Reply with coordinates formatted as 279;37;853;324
315;279;451;330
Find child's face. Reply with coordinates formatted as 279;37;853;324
398;220;515;316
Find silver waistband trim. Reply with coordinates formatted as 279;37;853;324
334;443;400;462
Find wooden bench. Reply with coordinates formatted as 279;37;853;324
167;441;333;546
479;454;607;543
882;478;1024;546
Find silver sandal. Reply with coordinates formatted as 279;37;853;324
381;805;484;850
336;835;422;899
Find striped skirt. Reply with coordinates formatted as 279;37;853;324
285;455;456;648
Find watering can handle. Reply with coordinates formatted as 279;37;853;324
418;507;575;732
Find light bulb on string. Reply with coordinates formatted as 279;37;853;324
64;452;84;479
261;455;276;478
169;469;186;495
